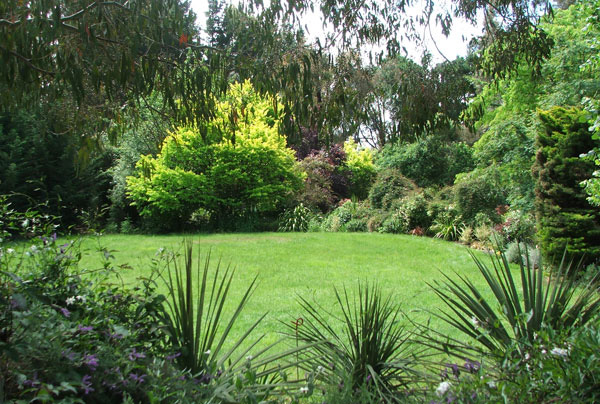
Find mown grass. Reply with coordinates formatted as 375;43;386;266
77;232;504;352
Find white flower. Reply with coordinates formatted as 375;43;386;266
436;381;452;397
471;316;480;329
487;381;496;389
76;295;86;303
317;365;324;373
299;386;309;394
204;350;211;355
246;355;253;361
7;248;15;254
550;347;569;358
21;219;29;228
541;348;547;355
524;353;530;361
66;297;76;305
30;245;38;252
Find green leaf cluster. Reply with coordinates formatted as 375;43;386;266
533;106;600;262
343;139;376;200
126;81;303;231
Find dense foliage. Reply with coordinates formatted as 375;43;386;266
126;82;303;231
533;107;600;263
376;137;474;188
0;109;112;229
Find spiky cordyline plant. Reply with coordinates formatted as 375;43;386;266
290;282;428;403
157;241;315;401
427;246;600;358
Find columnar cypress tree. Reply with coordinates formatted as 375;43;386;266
533;106;600;265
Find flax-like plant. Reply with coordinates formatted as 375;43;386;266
290;283;426;402
157;241;314;400
428;246;600;357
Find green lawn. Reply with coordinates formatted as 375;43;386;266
77;232;501;352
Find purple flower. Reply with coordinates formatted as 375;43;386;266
82;375;94;395
84;354;99;371
109;331;124;340
51;232;57;242
129;373;146;384
60;307;71;317
62;350;76;361
77;325;94;333
199;373;213;384
464;359;481;373
23;372;40;388
166;352;181;361
128;348;145;361
445;363;459;378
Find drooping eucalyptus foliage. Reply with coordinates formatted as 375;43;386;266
2;0;558;146
0;1;221;119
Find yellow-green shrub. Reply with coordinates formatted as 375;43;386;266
127;81;303;231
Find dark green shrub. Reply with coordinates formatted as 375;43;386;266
345;218;368;232
0;110;112;229
376;137;475;188
453;167;506;225
377;194;431;235
379;211;407;234
473;116;537;211
533;106;600;264
396;193;431;231
321;200;373;232
368;169;419;210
